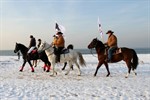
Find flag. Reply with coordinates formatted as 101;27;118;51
55;23;61;32
55;22;66;33
98;17;103;40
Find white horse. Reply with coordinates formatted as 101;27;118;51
38;42;86;76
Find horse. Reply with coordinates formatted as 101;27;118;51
88;38;138;78
61;44;74;70
14;43;51;72
38;42;86;76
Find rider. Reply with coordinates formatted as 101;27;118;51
37;39;42;48
104;30;118;62
52;31;65;63
27;35;36;54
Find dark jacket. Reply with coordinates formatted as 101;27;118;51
37;41;41;48
29;37;36;48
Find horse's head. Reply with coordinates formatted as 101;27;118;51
88;38;105;49
88;38;99;49
38;42;52;52
14;43;20;53
14;43;28;54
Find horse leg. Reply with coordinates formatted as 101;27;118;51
43;63;47;71
125;61;132;78
104;62;110;77
131;63;137;76
45;63;50;72
65;61;73;75
46;61;51;72
62;62;67;70
27;60;34;72
133;70;137;76
46;64;50;72
20;60;26;72
50;62;57;76
74;61;81;76
71;65;73;70
33;60;37;67
94;62;102;76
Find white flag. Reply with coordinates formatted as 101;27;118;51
55;22;66;33
98;17;103;39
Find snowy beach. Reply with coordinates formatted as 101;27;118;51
0;54;150;100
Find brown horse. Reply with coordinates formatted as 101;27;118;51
88;38;138;78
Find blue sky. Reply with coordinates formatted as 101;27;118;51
0;0;149;50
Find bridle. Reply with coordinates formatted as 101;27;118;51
89;40;98;57
14;44;20;53
40;43;54;56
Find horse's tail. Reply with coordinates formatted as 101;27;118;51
131;49;139;70
77;52;86;66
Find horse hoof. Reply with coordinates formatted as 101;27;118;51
43;68;46;71
125;76;128;78
50;74;54;77
65;73;68;75
31;70;34;72
106;73;110;77
46;70;49;72
19;70;23;72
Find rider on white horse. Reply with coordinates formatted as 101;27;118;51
52;32;65;63
38;42;86;76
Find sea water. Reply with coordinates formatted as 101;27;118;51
0;48;150;56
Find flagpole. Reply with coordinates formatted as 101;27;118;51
98;17;104;42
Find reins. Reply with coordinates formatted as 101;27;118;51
44;45;54;56
90;49;97;57
39;44;54;56
43;45;51;51
89;41;98;58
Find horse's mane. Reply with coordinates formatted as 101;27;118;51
96;39;105;50
18;43;28;49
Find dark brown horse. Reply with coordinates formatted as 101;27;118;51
88;38;138;78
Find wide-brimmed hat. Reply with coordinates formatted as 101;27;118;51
106;30;114;34
56;32;63;35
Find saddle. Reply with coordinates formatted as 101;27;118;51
55;48;70;63
60;48;70;54
31;48;38;54
105;47;122;55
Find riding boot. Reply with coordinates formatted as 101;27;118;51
55;55;59;63
55;56;58;63
57;54;60;62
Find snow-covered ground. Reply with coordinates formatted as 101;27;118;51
0;54;150;100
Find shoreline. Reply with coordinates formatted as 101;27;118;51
0;48;150;56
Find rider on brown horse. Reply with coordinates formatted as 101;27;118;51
104;30;118;62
